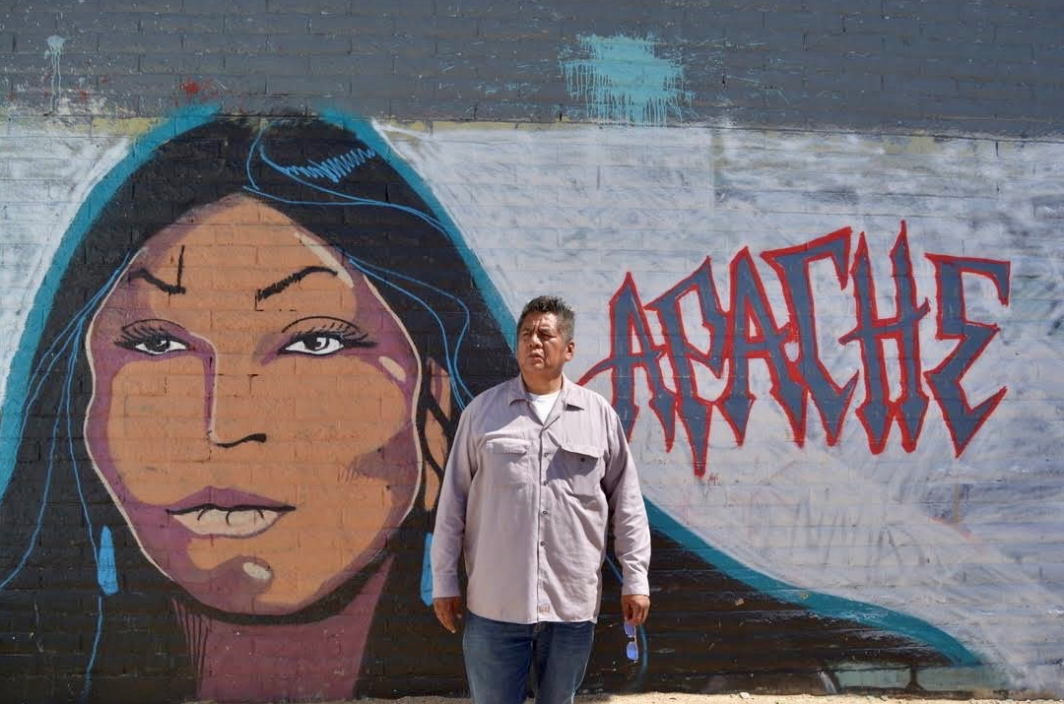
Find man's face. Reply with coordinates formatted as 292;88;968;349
516;312;574;387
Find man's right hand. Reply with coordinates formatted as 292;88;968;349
433;596;464;633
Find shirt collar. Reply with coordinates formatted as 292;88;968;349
506;374;587;411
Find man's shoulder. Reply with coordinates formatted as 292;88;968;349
564;379;617;415
464;376;520;415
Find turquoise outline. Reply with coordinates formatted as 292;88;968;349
0;106;979;668
645;501;979;665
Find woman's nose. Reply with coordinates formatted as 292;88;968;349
207;363;268;447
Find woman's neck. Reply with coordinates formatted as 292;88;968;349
174;556;392;703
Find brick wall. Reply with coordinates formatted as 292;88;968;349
1;1;1062;702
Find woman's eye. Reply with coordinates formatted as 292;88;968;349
282;334;345;356
133;335;188;356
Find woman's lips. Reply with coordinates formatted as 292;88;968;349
165;488;295;539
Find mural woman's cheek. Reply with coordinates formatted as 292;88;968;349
97;357;211;506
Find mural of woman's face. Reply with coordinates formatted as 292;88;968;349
84;194;423;615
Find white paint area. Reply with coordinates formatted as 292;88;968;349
0;124;130;404
379;122;1064;692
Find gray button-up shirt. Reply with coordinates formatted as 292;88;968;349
431;374;651;624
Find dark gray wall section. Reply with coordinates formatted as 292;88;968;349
0;0;1061;137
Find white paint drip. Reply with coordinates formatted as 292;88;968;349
44;36;66;113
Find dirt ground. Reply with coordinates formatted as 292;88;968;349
244;695;1063;704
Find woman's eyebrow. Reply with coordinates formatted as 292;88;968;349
127;246;186;294
127;268;186;295
255;266;338;302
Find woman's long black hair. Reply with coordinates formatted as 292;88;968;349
0;114;517;702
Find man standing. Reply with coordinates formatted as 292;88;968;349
431;295;651;704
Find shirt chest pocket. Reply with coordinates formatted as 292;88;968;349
484;439;532;487
555;442;605;499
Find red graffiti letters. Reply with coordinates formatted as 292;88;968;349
580;223;1011;475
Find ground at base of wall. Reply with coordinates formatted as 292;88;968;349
186;694;1064;704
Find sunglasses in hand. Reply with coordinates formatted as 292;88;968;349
624;622;639;662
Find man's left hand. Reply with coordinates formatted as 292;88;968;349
621;594;650;626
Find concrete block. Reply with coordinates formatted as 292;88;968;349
223;54;311;76
482;18;563;43
268;33;352;56
182;0;266;13
139;14;226;33
57;12;140;34
182;32;271;54
97;31;185;53
880;0;960;22
306;14;394;34
99;0;181;9
767;10;844;33
139;53;226;74
225;13;310;34
408;16;478;39
266;0;351;13
2;11;57;34
214;93;314;115
310;53;395;77
96;72;179;95
267;74;348;96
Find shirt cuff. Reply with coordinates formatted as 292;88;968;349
432;574;461;599
620;573;649;596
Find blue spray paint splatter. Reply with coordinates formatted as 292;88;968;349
560;34;690;125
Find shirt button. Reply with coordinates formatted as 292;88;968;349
541;510;548;516
540;541;545;546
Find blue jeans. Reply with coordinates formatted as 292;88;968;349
462;611;595;704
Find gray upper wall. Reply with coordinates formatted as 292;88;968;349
0;0;1061;138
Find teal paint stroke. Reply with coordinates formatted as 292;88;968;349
560;34;691;125
96;526;118;596
420;533;434;606
0;104;220;505
645;501;981;666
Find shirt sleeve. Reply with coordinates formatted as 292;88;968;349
601;406;651;596
430;404;476;599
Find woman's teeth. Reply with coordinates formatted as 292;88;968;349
172;507;289;538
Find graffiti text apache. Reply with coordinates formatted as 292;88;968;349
580;223;1011;476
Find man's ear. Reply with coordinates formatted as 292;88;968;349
423;358;452;512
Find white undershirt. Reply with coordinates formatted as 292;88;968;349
528;390;561;423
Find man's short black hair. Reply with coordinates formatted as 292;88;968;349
517;295;575;342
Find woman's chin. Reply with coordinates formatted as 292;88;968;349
173;556;372;617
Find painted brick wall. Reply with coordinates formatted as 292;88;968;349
1;1;1062;702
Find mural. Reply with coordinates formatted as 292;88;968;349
0;110;1061;702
